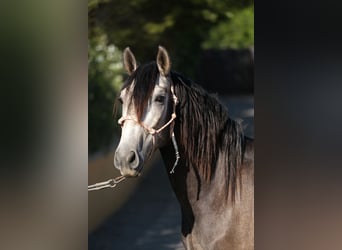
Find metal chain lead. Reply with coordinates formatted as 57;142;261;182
88;175;126;191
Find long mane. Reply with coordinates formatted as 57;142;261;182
118;62;245;199
171;72;244;200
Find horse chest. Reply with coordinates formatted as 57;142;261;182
181;203;232;248
182;197;253;250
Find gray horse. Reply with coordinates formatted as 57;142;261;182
114;46;254;250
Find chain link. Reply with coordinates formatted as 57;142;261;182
88;175;126;191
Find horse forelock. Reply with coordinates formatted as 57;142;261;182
120;62;159;121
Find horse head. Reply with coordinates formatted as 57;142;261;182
114;46;176;177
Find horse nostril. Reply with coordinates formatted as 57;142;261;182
127;150;138;168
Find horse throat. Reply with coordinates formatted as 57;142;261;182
159;141;197;237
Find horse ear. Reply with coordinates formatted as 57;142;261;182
156;46;171;76
123;47;137;75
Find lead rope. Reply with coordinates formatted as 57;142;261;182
169;85;180;174
88;84;180;191
169;132;180;174
88;175;126;191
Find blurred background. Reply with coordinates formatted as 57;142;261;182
0;1;87;249
88;0;254;249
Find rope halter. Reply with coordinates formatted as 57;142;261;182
117;84;180;174
88;85;180;192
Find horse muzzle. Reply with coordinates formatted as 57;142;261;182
114;149;142;177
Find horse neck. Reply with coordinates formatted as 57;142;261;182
159;131;253;210
159;141;198;234
159;133;221;211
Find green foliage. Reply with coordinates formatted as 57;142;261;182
88;30;123;153
202;6;254;49
89;0;254;76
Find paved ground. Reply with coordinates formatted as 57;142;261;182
89;95;254;250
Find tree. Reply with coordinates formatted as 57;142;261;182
89;0;253;76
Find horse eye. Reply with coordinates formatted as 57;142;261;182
118;97;123;104
155;95;165;103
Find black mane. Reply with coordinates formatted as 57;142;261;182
171;71;244;200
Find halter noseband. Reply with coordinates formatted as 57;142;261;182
117;84;180;174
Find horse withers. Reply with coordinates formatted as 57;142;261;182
114;46;254;250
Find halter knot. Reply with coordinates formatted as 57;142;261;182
148;128;157;135
118;117;125;126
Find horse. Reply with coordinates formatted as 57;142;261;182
114;46;254;250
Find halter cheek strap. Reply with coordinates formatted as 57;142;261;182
118;85;180;174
